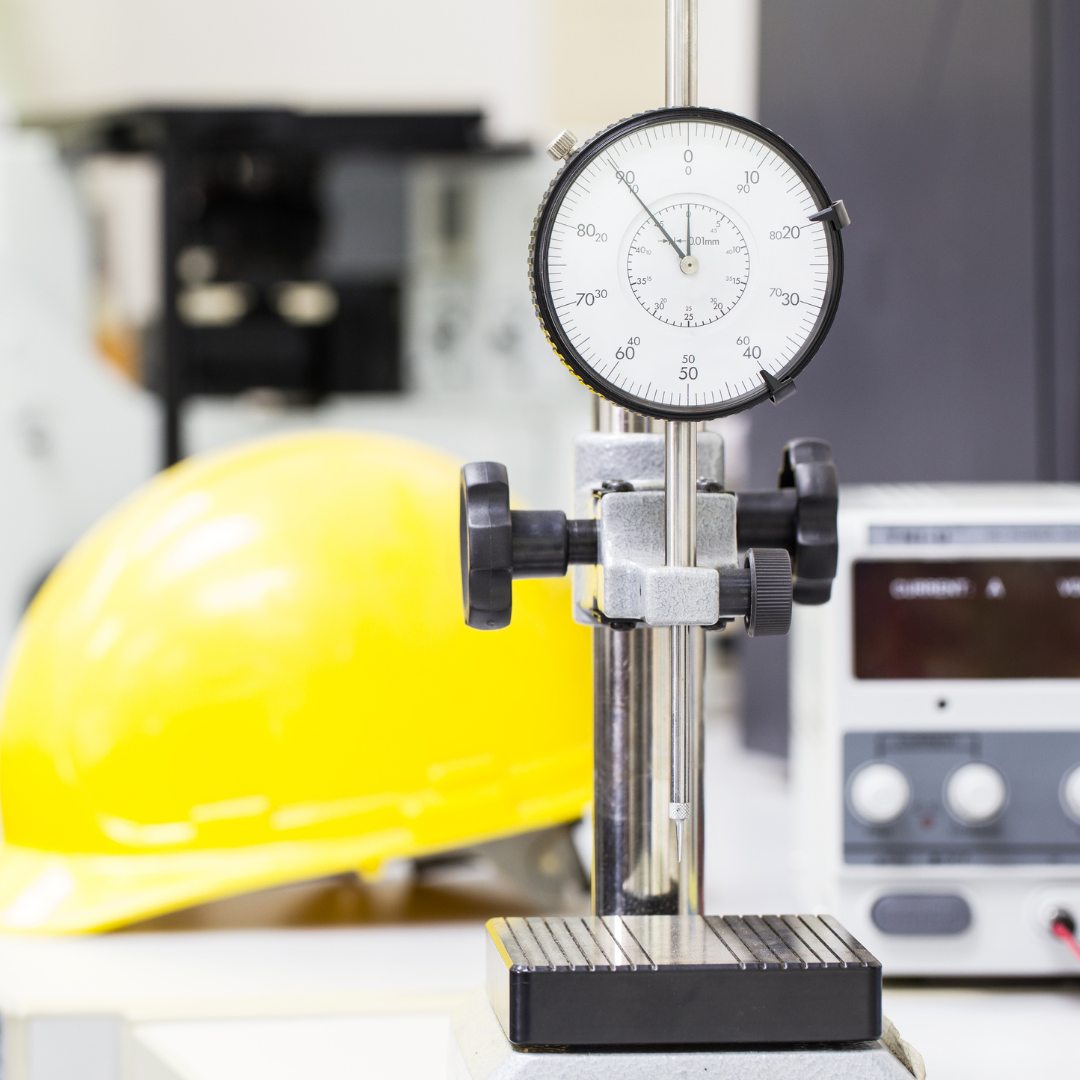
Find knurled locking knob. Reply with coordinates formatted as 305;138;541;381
460;462;513;630
745;547;792;637
460;462;598;630
734;439;838;606
779;438;838;605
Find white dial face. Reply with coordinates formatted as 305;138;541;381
540;115;837;414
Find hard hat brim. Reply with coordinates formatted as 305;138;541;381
0;831;418;933
0;432;594;933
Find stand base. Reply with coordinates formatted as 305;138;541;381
448;991;925;1080
487;915;882;1046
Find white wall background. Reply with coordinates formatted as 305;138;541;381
0;0;761;654
0;0;758;139
0;124;157;660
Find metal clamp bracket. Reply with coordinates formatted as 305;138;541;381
595;490;736;626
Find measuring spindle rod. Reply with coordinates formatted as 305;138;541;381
666;419;696;861
665;0;699;869
666;0;698;110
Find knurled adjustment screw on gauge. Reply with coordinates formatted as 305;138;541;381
780;439;839;604
546;130;579;162
460;462;598;629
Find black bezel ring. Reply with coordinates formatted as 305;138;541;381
529;106;844;421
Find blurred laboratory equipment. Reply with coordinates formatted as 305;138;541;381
793;484;1080;975
66;107;592;514
66;110;514;460
0;103;596;675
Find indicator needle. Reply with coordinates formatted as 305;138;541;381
682;205;698;275
609;160;686;260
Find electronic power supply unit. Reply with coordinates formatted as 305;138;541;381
792;485;1080;975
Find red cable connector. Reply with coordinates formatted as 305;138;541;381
1049;910;1080;963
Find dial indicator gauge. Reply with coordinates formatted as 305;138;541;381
530;107;844;420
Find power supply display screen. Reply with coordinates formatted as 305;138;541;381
854;559;1080;678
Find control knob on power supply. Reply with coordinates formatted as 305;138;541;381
945;762;1007;826
1060;764;1080;822
848;762;911;826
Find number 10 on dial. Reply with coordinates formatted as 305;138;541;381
530;106;846;420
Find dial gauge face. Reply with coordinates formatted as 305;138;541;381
530;107;844;420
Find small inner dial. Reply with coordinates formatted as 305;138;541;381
626;202;750;327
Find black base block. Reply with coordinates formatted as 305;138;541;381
486;914;881;1048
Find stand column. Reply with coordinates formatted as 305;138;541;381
591;403;679;914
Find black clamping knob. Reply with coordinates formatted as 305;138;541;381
461;462;601;629
460;462;513;630
745;548;793;637
734;439;838;605
778;438;838;605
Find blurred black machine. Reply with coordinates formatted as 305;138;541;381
62;109;511;464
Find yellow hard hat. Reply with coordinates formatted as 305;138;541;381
0;431;591;932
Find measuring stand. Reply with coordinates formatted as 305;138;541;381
453;2;922;1077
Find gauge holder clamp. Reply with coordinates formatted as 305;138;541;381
460;435;837;634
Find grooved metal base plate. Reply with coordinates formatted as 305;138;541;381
450;991;919;1080
486;914;882;1047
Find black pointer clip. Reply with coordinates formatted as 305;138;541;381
761;369;797;404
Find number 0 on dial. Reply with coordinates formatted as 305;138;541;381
530;107;844;420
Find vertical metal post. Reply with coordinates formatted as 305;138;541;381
592;402;679;915
593;0;704;918
666;0;698;110
665;0;703;914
